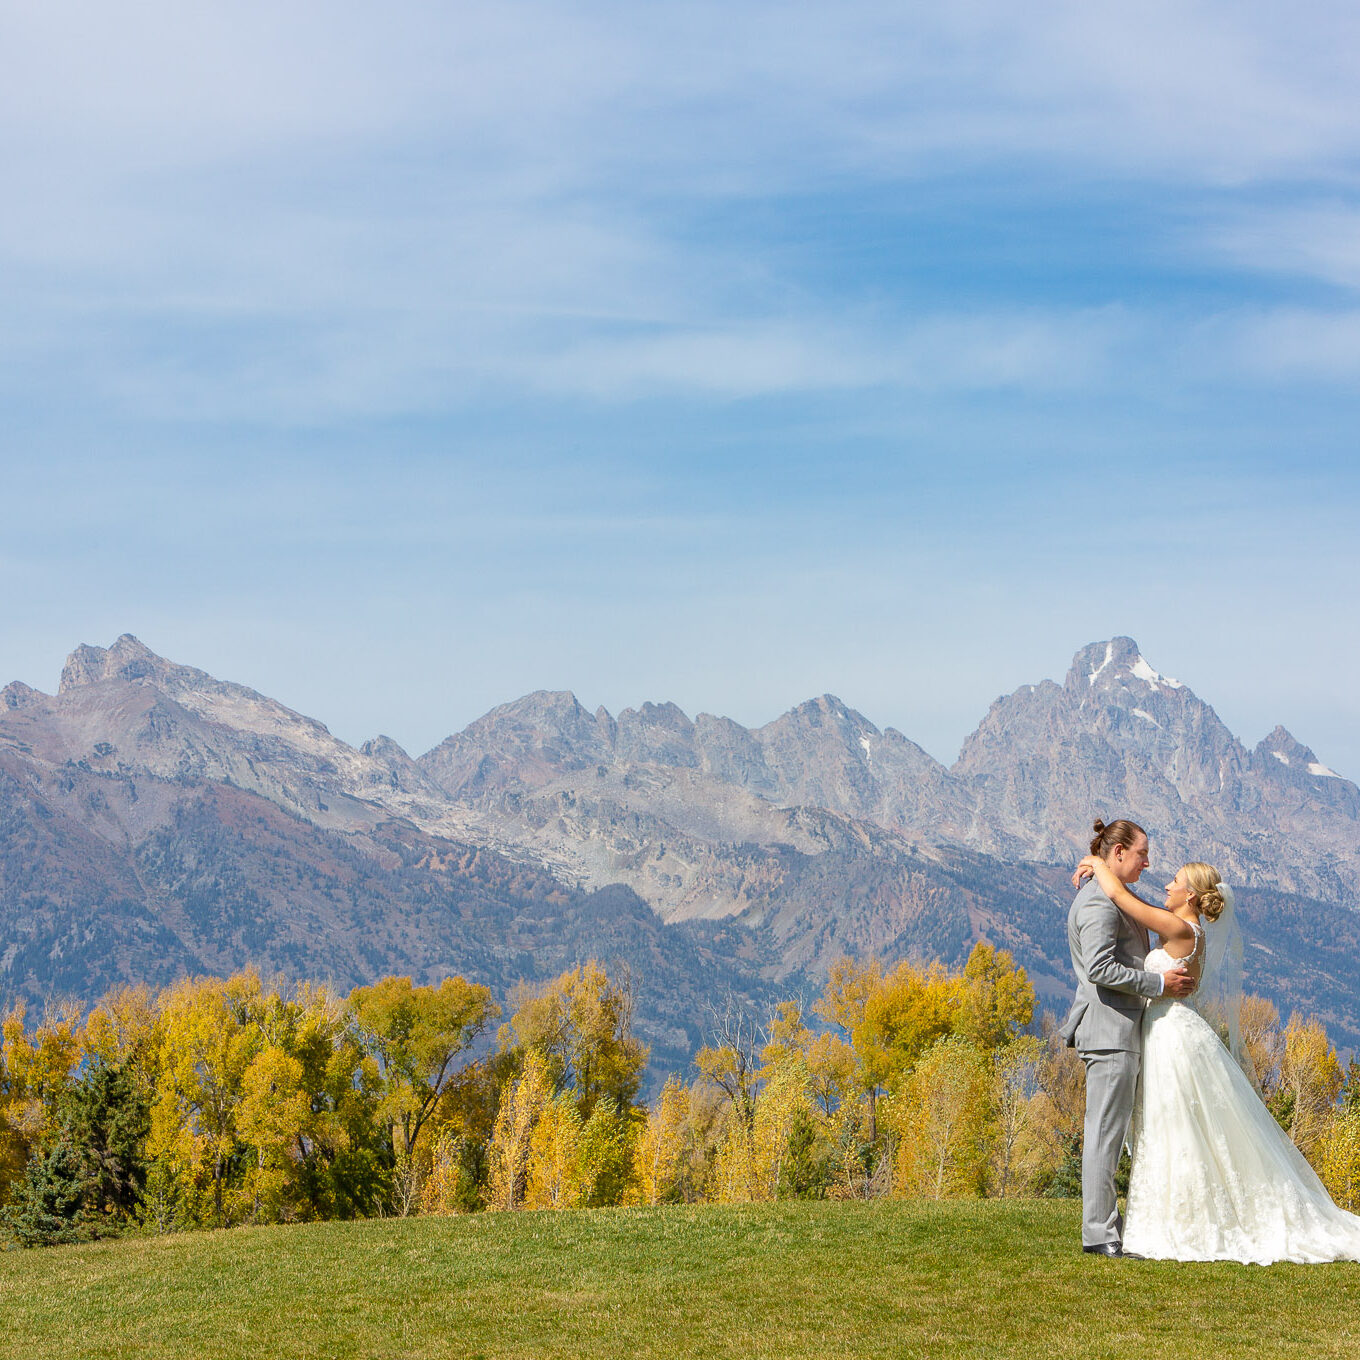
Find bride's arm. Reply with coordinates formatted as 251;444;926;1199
1077;855;1196;942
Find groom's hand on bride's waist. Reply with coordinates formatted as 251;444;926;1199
1162;966;1195;999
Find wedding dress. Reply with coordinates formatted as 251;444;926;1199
1123;921;1360;1263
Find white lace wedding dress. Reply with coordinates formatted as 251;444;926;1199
1124;924;1360;1263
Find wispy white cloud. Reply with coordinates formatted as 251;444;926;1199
7;2;1359;184
524;309;1126;399
3;1;1360;418
1210;205;1360;293
1227;307;1360;380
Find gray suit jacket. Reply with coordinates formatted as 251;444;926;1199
1058;879;1164;1053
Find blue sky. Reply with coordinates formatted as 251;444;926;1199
4;1;1360;774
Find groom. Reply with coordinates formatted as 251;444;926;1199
1059;818;1193;1257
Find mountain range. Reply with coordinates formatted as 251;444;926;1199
3;633;1358;1067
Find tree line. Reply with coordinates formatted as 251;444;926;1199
2;945;1358;1245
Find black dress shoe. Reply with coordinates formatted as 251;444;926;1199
1082;1243;1123;1257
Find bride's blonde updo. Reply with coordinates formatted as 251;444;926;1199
1182;861;1227;921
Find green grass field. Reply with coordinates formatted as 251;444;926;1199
1;1200;1356;1359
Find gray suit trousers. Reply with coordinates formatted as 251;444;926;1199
1080;1048;1140;1248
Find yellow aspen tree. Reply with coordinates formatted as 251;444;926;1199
988;1036;1055;1197
814;957;884;1128
524;1093;588;1209
760;998;855;1155
285;983;389;1220
1035;1028;1085;1140
750;1058;815;1199
863;960;960;1080
1279;1013;1344;1161
760;1001;813;1071
236;1044;310;1222
815;957;881;1036
148;977;258;1226
82;985;159;1071
823;1096;874;1199
955;942;1036;1051
1239;995;1285;1092
693;997;764;1133
349;974;498;1172
0;999;93;1216
893;1036;992;1199
711;1110;757;1204
420;1129;471;1215
804;1031;858;1117
677;1080;727;1204
819;958;958;1143
1;1001;83;1143
632;1075;689;1206
578;1098;637;1206
507;961;648;1115
485;1050;551;1211
694;1042;758;1129
1318;1111;1360;1212
0;1006;38;1196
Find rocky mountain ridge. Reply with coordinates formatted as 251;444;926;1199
413;634;1360;910
3;633;1359;1053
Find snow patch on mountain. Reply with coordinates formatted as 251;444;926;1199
1088;641;1114;686
1130;654;1183;689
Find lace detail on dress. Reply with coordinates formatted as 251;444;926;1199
1123;931;1360;1264
1144;920;1205;999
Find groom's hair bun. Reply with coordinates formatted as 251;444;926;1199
1090;818;1146;857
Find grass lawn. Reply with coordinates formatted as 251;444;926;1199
0;1199;1357;1359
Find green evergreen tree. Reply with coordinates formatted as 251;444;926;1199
61;1062;150;1220
777;1106;832;1199
1;1139;91;1247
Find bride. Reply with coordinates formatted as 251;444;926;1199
1076;852;1360;1264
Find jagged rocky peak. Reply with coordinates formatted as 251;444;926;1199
1066;636;1186;698
482;689;590;727
419;690;618;798
618;699;693;731
779;693;870;727
953;674;1071;778
55;634;337;741
594;705;619;743
1057;637;1245;774
360;734;413;762
751;694;886;810
1254;726;1342;779
60;633;165;692
357;734;443;794
1;680;45;710
757;695;880;755
615;701;698;767
469;690;615;755
60;633;247;707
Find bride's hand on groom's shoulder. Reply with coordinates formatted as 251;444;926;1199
1071;855;1097;889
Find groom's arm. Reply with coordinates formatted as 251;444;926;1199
1076;899;1164;1000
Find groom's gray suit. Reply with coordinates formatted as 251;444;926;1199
1059;878;1165;1249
